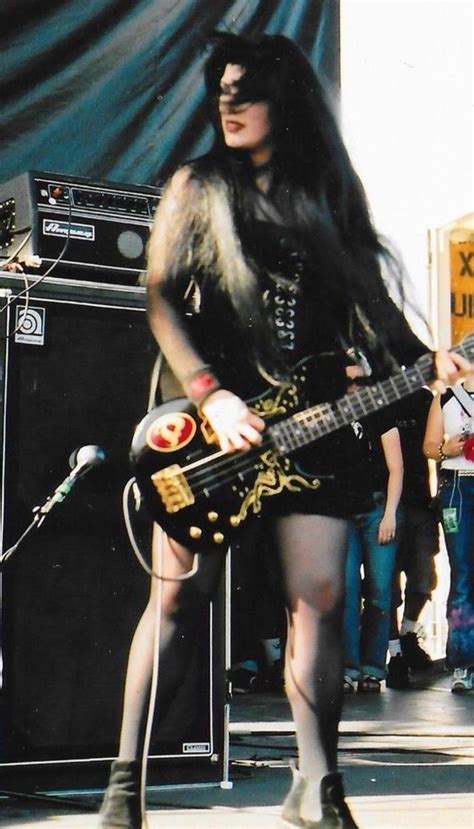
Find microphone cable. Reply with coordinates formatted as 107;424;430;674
122;349;199;583
139;524;164;829
0;227;33;269
122;477;199;583
120;502;202;829
121;352;201;825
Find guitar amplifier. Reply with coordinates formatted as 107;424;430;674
0;171;160;285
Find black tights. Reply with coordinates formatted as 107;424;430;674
118;514;348;784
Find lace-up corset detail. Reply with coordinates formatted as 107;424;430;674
258;231;305;354
271;275;300;352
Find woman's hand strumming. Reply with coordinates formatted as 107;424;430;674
201;389;265;453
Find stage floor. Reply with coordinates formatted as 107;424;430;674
1;666;473;828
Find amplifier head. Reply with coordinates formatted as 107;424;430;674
0;171;161;286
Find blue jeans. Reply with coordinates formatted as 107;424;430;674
344;499;400;680
439;473;474;668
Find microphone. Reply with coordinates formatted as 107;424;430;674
68;444;107;478
40;445;106;514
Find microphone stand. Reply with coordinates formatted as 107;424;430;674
0;473;77;564
1;446;105;564
1;510;45;563
0;446;106;809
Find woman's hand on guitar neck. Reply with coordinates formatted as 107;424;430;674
432;349;474;395
201;389;265;453
345;364;364;393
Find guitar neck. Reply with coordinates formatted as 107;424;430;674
268;339;471;455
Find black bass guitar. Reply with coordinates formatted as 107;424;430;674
131;335;474;551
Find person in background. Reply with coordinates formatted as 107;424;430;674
423;369;474;693
97;31;471;829
386;388;439;689
343;415;404;693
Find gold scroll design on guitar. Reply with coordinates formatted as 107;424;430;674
235;450;320;524
252;376;303;420
200;378;301;446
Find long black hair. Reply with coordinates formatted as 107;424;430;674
201;32;423;365
204;33;377;249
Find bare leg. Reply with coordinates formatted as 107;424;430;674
276;513;349;785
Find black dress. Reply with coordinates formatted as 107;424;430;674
160;161;430;519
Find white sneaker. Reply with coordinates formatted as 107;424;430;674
343;675;357;694
451;667;473;693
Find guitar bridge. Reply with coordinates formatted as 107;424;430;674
151;464;195;513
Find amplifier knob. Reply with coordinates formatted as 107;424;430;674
189;526;202;540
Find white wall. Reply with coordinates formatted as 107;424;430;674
340;1;473;656
340;0;473;332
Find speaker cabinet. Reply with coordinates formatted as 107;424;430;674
0;274;226;790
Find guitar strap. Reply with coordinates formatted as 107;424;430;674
339;316;373;379
451;384;474;418
341;304;400;379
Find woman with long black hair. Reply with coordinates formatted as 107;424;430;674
98;32;470;829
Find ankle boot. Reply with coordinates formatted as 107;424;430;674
281;765;358;829
316;772;358;828
98;760;142;829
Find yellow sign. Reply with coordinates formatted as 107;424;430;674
450;240;474;344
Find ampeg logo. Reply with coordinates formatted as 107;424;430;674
182;742;210;754
15;306;46;345
43;219;95;241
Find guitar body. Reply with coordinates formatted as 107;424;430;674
130;335;474;552
131;359;324;551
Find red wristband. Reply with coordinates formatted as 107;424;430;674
184;365;221;406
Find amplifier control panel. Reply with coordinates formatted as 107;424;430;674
38;181;157;218
0;171;161;285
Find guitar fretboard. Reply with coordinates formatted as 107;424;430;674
268;339;473;455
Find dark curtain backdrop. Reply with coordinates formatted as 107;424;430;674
0;0;339;188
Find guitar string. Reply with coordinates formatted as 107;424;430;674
183;381;418;495
173;362;430;494
146;341;474;542
163;359;433;496
155;341;472;499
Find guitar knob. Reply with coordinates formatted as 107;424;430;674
229;515;240;527
189;526;202;540
213;532;225;545
207;511;218;522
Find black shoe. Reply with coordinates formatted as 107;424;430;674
281;766;358;829
400;631;433;671
229;667;258;694
98;760;141;829
357;675;381;693
317;773;359;828
386;654;410;689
